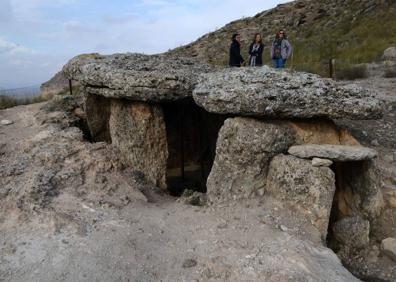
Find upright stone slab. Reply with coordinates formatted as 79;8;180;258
266;154;336;239
207;117;294;203
109;100;168;189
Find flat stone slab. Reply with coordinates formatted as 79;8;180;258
288;144;377;161
312;158;333;167
1;120;14;125
63;53;217;102
193;66;383;120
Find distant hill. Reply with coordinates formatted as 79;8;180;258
168;0;396;76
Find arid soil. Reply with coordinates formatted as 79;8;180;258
0;103;355;282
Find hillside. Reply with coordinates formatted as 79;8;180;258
169;0;396;76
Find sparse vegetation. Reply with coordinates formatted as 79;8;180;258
0;94;50;110
336;65;368;80
169;0;396;77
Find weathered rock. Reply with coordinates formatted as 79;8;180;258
288;144;377;161
193;66;383;120
381;238;396;262
40;70;70;98
207;117;294;203
1;120;14;126
63;53;217;102
286;120;360;146
312;158;333;167
383;186;396;209
332;217;370;249
266;154;336;238
382;47;396;61
109;100;168;188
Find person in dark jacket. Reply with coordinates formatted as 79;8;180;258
248;33;264;67
270;30;292;69
229;33;245;67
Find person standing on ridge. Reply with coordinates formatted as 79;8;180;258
229;33;245;67
248;33;264;67
270;30;292;69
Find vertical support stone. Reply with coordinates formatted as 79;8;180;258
266;154;336;239
207;117;295;203
109;100;168;189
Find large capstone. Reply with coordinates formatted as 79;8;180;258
63;53;217;102
207;117;294;203
266;154;336;239
193;66;383;120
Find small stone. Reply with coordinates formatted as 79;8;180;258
381;238;396;262
257;188;265;196
1;120;14;126
217;221;228;229
371;139;379;146
280;225;288;232
182;258;198;268
312;158;333;167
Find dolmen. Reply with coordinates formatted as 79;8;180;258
63;53;384;240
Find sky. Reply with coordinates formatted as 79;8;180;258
0;0;290;88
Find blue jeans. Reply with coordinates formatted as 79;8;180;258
273;58;285;68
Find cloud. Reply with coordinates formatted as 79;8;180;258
0;38;32;55
0;0;14;22
0;0;291;88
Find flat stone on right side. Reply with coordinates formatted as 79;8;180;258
288;144;377;162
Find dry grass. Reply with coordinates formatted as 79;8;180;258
336;65;368;80
0;94;51;110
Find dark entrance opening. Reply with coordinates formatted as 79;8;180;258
162;98;226;196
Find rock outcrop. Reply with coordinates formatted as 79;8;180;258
382;47;396;61
193;67;383;120
63;53;217;102
40;70;69;98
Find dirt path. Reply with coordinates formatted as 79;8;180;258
0;102;361;281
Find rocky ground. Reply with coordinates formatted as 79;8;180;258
0;103;358;281
0;75;395;282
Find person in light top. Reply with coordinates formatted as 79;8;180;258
270;30;292;69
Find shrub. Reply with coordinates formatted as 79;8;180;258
336;65;368;80
384;67;396;78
